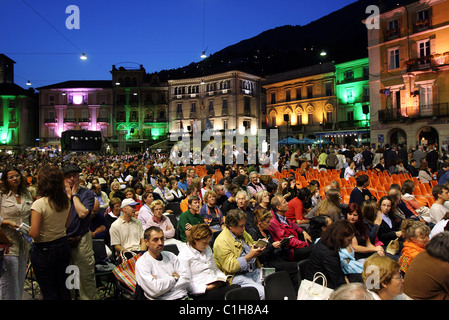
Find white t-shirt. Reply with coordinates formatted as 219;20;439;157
109;217;144;251
430;203;449;225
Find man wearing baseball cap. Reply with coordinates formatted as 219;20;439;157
109;198;146;260
63;163;97;300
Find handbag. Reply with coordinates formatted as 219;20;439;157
386;238;399;255
112;252;142;293
297;272;334;300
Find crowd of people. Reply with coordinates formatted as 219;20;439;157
0;141;448;301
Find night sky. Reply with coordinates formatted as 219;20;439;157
2;0;358;88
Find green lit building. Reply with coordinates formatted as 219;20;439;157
0;54;38;150
316;57;371;146
110;64;169;153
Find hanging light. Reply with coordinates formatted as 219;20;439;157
26;80;31;86
200;79;205;85
201;51;207;59
80;53;87;60
320;50;327;56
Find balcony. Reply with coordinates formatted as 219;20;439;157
64;118;76;123
414;18;432;33
378;103;449;122
384;28;399;41
406;52;449;72
44;118;57;124
337;120;369;129
78;118;90;123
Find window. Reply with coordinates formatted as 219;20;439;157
271;116;276;127
208;100;214;112
308;114;313;125
297;114;302;125
244;97;251;115
420;85;432;106
271;93;276;104
223;120;228;130
388;19;398;36
286;90;291;101
81;109;89;119
130;111;138;121
296;87;302;100
325;82;332;96
388;48;400;70
66;109;74;119
345;88;354;103
344;70;353;80
100;94;107;105
326;112;333;123
363;66;369;78
117;111;126;121
347;110;354;121
307;86;313;99
417;9;429;22
176;103;182;114
222;99;228;115
418;40;430;64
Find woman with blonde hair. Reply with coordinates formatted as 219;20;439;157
362;254;408;300
314;188;342;221
254;190;271;211
109;180;124;200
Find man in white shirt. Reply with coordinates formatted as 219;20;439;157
430;185;449;225
135;226;189;300
109;198;146;257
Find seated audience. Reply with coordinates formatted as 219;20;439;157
135;226;189;300
177;224;240;300
213;209;266;300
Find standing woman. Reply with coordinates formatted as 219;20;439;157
0;166;34;300
29;165;72;300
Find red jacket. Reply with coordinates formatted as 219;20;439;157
268;210;308;260
285;197;304;223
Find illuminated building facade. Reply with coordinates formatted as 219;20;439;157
168;70;262;136
0;54;37;149
262;62;337;142
367;0;449;148
37;81;113;149
110;65;169;153
330;57;371;146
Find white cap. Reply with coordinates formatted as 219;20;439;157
120;198;139;209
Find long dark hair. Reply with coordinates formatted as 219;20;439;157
320;220;355;253
346;203;368;241
0;166;29;196
37;164;70;212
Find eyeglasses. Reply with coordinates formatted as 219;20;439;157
392;274;404;280
7;174;20;180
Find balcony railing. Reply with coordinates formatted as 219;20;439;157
414;18;432;33
379;103;449;122
405;52;449;72
384;28;399;41
44;118;57;123
64;118;76;123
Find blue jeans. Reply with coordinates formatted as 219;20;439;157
30;237;72;300
232;268;265;300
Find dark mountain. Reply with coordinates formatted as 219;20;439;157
155;0;416;81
